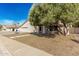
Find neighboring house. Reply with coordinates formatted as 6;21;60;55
19;21;35;33
1;20;35;33
2;25;17;31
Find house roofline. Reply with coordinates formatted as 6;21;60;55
19;20;29;28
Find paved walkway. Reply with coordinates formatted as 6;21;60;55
0;35;51;56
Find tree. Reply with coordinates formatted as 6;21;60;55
29;3;79;35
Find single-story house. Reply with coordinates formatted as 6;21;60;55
19;20;65;34
2;25;18;31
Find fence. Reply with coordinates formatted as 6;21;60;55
70;28;79;34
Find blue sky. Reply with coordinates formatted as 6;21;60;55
0;3;32;25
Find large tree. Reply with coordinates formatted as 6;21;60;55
29;3;79;35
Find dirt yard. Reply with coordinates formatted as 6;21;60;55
4;33;79;56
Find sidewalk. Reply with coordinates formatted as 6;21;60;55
0;35;51;56
0;40;11;56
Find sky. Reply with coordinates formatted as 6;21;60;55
0;3;32;25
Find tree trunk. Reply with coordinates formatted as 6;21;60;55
57;26;64;35
64;26;70;36
57;25;70;36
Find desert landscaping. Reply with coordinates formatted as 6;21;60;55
2;32;79;56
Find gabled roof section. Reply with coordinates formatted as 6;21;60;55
19;20;30;28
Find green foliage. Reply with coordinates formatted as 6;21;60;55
29;3;79;27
